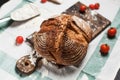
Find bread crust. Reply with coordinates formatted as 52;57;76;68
33;14;92;66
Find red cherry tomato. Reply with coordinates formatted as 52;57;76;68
16;36;24;44
89;4;95;10
94;3;100;9
107;27;117;38
41;0;47;3
80;5;86;12
100;44;110;55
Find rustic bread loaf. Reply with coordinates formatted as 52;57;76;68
33;14;92;66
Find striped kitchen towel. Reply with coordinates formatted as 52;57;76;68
77;8;120;80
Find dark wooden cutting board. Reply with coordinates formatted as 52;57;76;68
63;2;111;41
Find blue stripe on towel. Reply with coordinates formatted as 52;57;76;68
77;8;120;80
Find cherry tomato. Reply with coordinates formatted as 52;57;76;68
16;36;24;44
89;4;95;10
41;0;47;3
100;44;110;55
107;27;117;38
80;5;86;12
94;3;100;9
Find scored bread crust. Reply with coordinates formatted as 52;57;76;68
33;14;92;66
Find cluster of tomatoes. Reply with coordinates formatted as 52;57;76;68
100;27;117;55
80;3;100;12
80;3;117;56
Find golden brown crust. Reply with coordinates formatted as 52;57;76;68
33;14;92;66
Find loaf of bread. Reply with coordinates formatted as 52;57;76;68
33;14;92;66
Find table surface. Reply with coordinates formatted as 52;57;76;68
0;0;120;80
